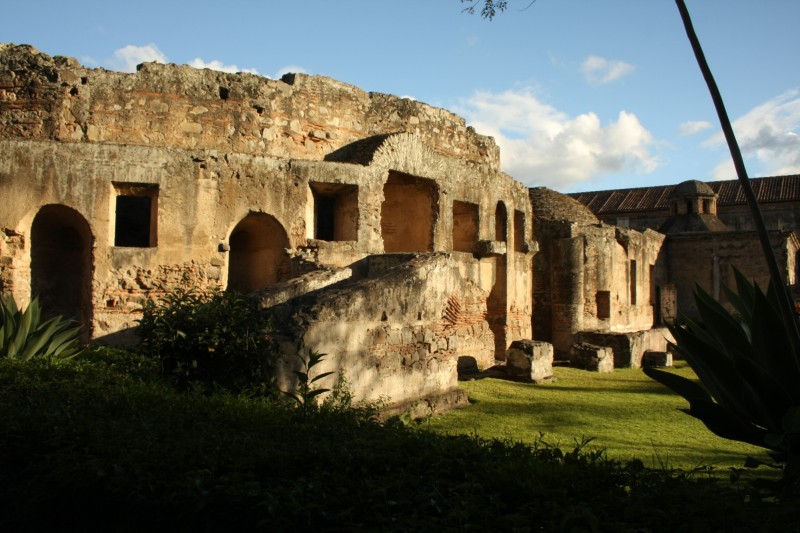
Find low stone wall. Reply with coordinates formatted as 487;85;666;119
267;253;495;409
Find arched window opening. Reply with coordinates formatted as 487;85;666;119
227;213;290;293
495;202;507;242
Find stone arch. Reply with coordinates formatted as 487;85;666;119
495;201;508;242
227;212;290;292
30;204;93;332
370;132;448;178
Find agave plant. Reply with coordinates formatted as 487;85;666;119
0;293;83;361
644;270;800;483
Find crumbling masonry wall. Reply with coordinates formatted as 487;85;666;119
530;187;664;355
0;44;498;170
0;44;533;409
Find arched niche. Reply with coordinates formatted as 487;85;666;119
30;204;94;332
227;212;290;292
495;201;508;242
381;171;438;253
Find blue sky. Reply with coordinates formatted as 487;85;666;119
3;0;799;192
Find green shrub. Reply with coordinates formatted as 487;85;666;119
2;356;798;531
137;287;278;394
79;345;161;378
645;270;800;484
0;293;82;361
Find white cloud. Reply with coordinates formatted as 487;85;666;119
678;120;712;136
710;159;736;181
275;65;307;79
188;58;258;75
581;55;634;85
705;89;800;177
456;88;659;189
108;44;168;73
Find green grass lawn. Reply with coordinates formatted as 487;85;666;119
422;361;772;472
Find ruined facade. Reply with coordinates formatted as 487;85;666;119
573;178;800;322
0;44;534;410
530;187;670;364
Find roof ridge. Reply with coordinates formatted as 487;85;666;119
567;174;800;214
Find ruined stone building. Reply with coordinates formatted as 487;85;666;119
8;43;755;410
530;187;669;368
0;44;535;411
571;177;800;321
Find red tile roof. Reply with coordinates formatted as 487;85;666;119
569;175;800;214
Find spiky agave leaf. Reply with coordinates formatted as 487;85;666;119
646;270;800;483
0;293;83;361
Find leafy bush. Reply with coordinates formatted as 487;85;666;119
0;293;82;361
79;345;161;378
645;270;800;484
137;287;278;394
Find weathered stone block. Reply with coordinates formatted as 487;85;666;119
577;331;644;368
641;350;672;368
570;342;613;373
506;339;555;383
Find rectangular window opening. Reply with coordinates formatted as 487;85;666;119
596;291;611;320
513;210;526;252
630;259;638;305
452;200;479;253
309;182;359;242
114;183;158;247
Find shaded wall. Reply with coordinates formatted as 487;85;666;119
661;230;799;320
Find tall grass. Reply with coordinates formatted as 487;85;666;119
423;362;772;471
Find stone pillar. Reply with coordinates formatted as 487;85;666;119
551;237;584;354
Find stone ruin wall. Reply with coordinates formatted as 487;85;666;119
662;230;799;320
0;44;537;408
270;254;495;406
530;188;664;356
0;43;499;172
